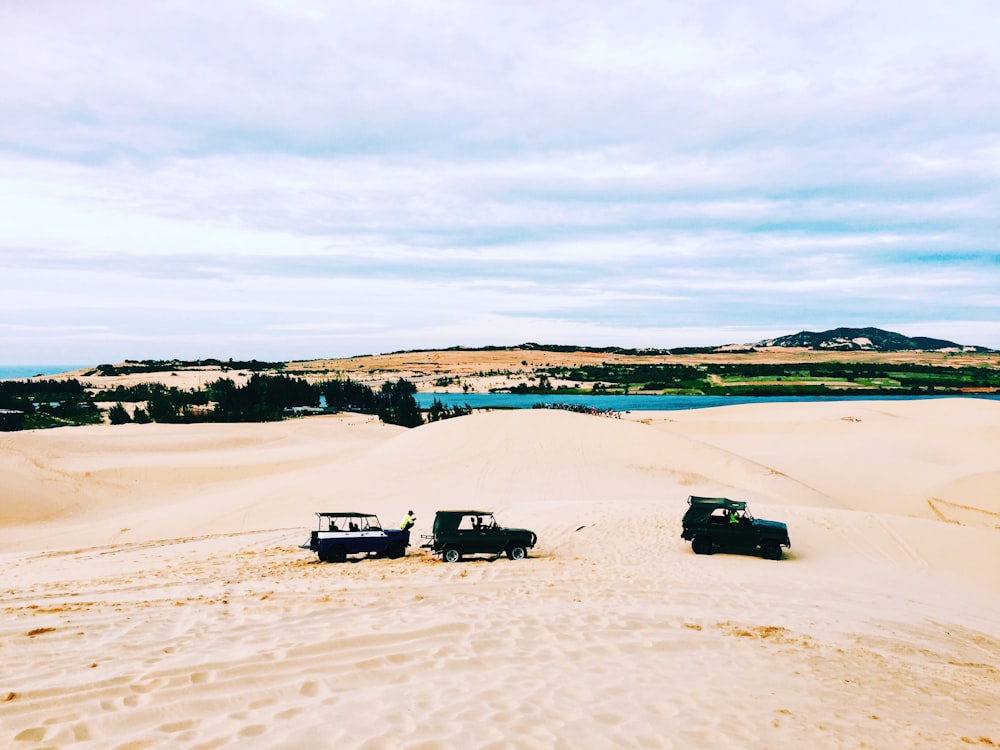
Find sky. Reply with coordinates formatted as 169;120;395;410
2;0;999;364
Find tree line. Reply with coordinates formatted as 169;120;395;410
0;379;102;430
1;375;468;431
102;375;427;427
90;358;287;376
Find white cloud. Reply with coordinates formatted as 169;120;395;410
1;0;998;362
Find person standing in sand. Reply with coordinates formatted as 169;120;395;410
400;510;416;531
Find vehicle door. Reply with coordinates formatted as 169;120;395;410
459;514;495;554
478;514;506;554
356;515;390;554
709;507;742;550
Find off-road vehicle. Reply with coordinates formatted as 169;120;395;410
301;512;409;563
680;496;790;560
423;510;537;562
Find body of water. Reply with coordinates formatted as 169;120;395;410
0;365;87;380
415;392;1000;412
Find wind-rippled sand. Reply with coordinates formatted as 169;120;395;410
2;401;999;748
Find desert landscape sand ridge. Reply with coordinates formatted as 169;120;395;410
2;400;999;748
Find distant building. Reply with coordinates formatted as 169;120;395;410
284;406;326;416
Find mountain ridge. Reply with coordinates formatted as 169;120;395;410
752;326;991;352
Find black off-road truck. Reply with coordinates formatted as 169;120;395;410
423;510;537;562
681;496;790;560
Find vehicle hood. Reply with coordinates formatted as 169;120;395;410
753;519;789;535
500;527;537;544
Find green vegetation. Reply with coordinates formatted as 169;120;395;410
209;374;316;422
374;379;424;428
2;374;430;431
317;378;380;413
426;399;473;422
89;358;286;376
519;361;1000;395
107;403;131;425
0;379;102;430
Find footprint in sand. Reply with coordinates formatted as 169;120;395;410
44;711;82;724
14;727;47;742
158;720;197;733
71;722;92;741
299;680;322;697
130;678;167;694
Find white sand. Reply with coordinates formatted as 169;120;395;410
2;400;999;748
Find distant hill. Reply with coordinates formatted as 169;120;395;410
377;329;994;358
753;327;990;352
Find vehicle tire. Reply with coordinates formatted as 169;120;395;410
443;546;462;563
507;544;527;561
761;540;782;560
692;535;713;555
386;542;405;559
317;549;329;563
330;546;347;563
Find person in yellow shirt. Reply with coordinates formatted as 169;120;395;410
400;510;416;531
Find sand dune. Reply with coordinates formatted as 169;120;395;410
2;399;999;748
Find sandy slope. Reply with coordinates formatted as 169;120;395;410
1;400;999;749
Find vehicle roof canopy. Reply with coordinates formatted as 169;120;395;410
432;510;495;534
315;512;379;518
686;496;746;511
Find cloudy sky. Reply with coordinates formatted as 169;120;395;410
2;0;999;364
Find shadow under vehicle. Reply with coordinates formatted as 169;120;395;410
423;510;537;563
301;512;409;563
680;496;790;560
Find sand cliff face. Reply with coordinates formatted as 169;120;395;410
2;400;999;748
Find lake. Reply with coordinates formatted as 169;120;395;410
414;392;1000;412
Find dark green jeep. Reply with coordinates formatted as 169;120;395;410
680;496;790;560
424;510;537;562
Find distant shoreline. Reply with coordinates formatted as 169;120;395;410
0;365;88;380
